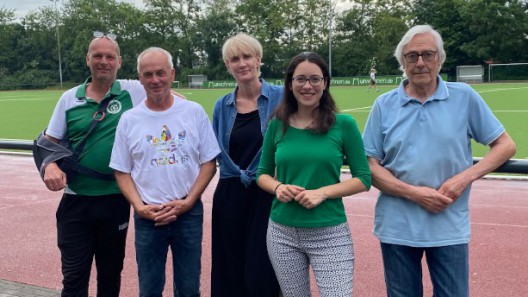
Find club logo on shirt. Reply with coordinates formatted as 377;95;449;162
107;99;122;114
146;125;189;166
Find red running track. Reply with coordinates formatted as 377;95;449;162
0;153;527;296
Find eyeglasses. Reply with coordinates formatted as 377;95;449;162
403;50;437;63
292;76;324;87
93;31;117;40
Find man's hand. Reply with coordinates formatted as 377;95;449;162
43;162;67;191
438;174;470;202
412;186;453;213
135;204;174;223
153;199;193;226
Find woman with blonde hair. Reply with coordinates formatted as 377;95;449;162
211;33;282;297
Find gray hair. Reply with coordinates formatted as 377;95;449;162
394;25;446;73
137;47;174;73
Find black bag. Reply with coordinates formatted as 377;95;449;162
33;96;116;183
33;130;74;182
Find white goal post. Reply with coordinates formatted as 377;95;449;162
456;65;483;83
488;63;528;82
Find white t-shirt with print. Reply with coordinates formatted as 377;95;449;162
110;95;220;204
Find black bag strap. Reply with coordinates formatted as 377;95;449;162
60;157;115;181
63;95;116;181
71;95;114;159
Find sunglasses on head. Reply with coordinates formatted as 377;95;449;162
93;31;117;40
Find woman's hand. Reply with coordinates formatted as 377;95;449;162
294;189;327;209
275;184;305;203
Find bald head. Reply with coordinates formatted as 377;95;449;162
86;37;122;82
88;37;121;57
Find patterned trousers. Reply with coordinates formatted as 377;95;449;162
267;220;355;297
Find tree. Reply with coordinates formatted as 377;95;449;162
1;0;528;89
21;8;61;75
0;8;21;75
195;0;239;80
143;0;204;81
459;0;528;64
234;0;299;77
332;1;371;77
60;0;145;81
412;0;474;75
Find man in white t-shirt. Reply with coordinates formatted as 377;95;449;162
110;47;220;296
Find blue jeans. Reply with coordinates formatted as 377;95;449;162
134;200;203;297
380;243;469;297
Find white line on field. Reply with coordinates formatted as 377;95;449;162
342;106;372;112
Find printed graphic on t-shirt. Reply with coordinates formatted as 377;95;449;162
146;125;189;166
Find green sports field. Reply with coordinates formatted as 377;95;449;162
0;83;526;159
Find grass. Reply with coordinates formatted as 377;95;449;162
1;83;527;159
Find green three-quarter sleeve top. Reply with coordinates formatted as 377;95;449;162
257;113;371;228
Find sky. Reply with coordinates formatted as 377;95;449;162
3;0;352;20
2;0;144;20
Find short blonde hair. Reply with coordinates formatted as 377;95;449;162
222;33;263;75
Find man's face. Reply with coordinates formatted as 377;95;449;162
402;33;440;89
86;38;122;82
138;51;175;101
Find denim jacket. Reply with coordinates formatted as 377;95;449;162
212;79;283;187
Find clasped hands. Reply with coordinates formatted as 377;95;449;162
275;184;327;209
413;174;469;213
135;199;191;226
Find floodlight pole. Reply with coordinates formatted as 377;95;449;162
177;49;183;86
51;0;63;87
328;5;334;77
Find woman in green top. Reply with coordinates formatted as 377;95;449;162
257;52;371;297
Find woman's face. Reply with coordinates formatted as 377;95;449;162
226;51;261;83
290;61;326;110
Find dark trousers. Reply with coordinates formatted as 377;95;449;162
211;178;280;297
56;193;130;297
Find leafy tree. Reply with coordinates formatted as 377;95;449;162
21;8;61;80
1;0;528;89
195;0;239;80
332;0;378;77
143;0;204;82
412;0;473;76
235;0;304;77
0;8;22;75
459;0;528;64
369;0;411;75
60;0;145;81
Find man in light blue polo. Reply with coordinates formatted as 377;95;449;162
362;24;516;297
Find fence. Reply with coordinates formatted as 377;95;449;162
1;139;527;175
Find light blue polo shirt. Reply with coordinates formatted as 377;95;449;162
362;76;504;247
